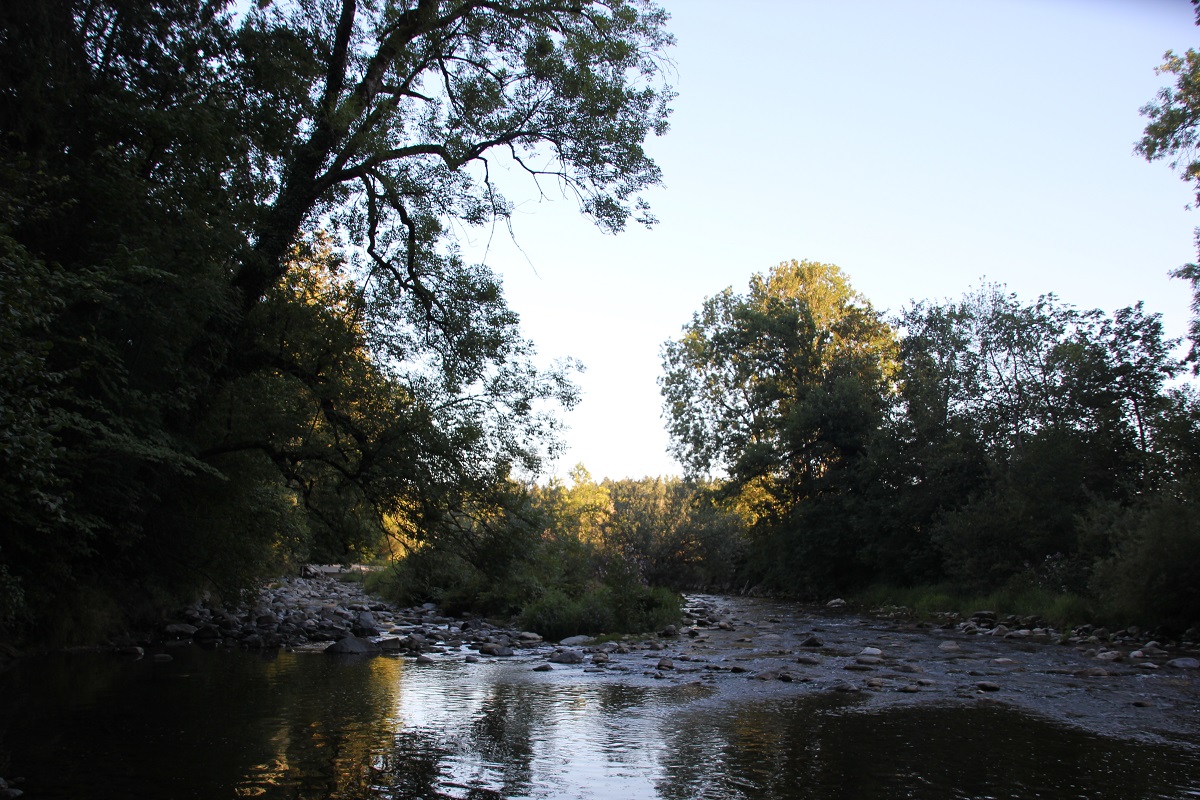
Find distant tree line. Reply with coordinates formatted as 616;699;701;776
659;261;1200;630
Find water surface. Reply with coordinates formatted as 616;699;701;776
1;645;1198;799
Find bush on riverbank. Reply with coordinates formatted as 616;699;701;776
852;583;1097;630
363;482;684;639
517;584;681;641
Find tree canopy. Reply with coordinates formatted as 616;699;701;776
660;260;898;509
0;0;674;638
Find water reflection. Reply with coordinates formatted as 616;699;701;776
659;697;1200;800
0;648;1196;799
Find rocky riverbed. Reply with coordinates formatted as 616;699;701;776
133;572;1200;746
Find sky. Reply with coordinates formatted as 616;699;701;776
462;0;1200;482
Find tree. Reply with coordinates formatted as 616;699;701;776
1137;46;1200;370
0;0;674;637
660;260;898;595
892;289;1186;592
661;260;898;504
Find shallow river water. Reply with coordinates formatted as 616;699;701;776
2;597;1199;799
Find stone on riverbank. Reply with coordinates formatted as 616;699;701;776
325;636;378;655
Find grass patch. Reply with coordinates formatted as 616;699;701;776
851;582;1097;630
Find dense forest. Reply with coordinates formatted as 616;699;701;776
0;0;673;643
3;1;1200;647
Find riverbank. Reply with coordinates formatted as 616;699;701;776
115;571;1200;745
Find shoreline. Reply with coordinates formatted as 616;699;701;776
117;574;1200;745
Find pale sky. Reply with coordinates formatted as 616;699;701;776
462;0;1200;481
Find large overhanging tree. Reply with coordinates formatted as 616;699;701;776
0;0;673;630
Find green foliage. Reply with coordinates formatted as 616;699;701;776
1089;483;1200;630
661;265;1197;628
1137;47;1200;371
1137;48;1200;208
661;260;898;492
660;260;898;597
518;584;679;642
365;473;691;638
0;0;673;642
853;583;1096;632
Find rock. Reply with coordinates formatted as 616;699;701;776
1167;657;1200;669
831;682;859;692
855;656;882;666
378;637;404;652
1075;667;1109;678
898;684;921;693
938;641;960;652
795;655;822;665
800;635;823;648
164;623;197;638
549;649;584;664
1095;650;1123;662
826;598;847;608
661;625;678;637
657;658;674;670
193;624;221;641
975;681;1001;692
324;636;379;655
533;663;553;672
153;653;173;663
859;647;882;656
478;643;514;657
351;612;380;637
559;635;592;646
517;631;543;643
414;654;435;664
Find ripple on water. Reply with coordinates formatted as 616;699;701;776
0;621;1198;799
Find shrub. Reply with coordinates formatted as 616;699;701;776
1090;488;1200;631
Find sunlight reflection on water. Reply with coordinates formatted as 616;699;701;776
0;647;1197;799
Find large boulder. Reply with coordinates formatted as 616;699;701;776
324;636;379;655
549;649;584;664
351;611;380;637
478;643;514;657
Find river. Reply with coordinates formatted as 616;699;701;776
1;595;1198;799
